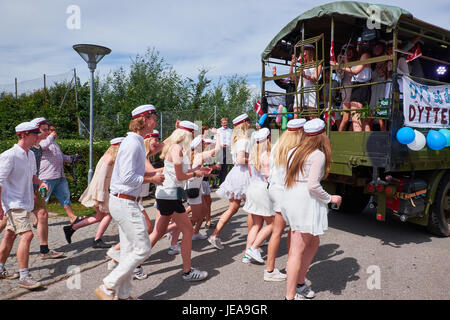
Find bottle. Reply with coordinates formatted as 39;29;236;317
39;186;47;198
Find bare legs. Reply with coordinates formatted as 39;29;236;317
266;212;290;272
285;231;319;300
210;199;241;239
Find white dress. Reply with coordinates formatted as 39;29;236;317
243;152;273;217
298;67;318;108
216;138;250;200
267;142;285;213
280;149;331;236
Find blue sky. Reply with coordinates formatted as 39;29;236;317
1;0;449;95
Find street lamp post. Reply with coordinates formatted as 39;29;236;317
73;44;111;184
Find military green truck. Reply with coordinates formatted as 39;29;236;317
260;1;450;236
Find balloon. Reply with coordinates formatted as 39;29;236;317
426;130;447;151
258;113;268;126
275;105;283;124
438;129;450;147
407;130;426;151
281;107;288;130
287;114;293;119
396;127;415;145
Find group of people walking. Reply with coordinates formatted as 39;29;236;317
0;102;342;300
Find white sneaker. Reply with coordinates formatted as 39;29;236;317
168;244;181;255
192;233;208;240
241;254;251;264
182;268;208;282
264;268;287;281
245;247;264;263
133;266;148;280
296;284;315;299
208;236;224;250
107;259;118;271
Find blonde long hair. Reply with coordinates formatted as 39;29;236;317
284;133;331;189
160;128;193;160
273;130;304;168
231;122;249;150
249;138;271;172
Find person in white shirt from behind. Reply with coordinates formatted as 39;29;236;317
0;122;49;290
94;104;165;300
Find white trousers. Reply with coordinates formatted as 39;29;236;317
103;195;151;299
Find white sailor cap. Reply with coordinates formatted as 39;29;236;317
30;117;47;126
177;120;198;132
303;119;326;136
110;137;124;145
255;128;271;143
15;122;40;134
204;138;215;145
190;136;203;149
303;44;315;50
287;118;306;131
232;113;249;126
150;130;159;138
131;104;156;119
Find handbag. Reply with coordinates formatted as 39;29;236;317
186;188;200;198
176;187;187;201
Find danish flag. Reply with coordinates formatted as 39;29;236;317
406;44;422;63
254;100;264;116
330;41;336;64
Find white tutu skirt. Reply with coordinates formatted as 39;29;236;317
268;183;284;213
280;182;329;236
243;180;273;217
216;164;250;200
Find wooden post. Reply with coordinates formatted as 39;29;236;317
43;74;47;105
14;78;17;99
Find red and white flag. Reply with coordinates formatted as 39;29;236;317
330;41;336;64
406;44;422;63
254;100;264;116
324;104;336;126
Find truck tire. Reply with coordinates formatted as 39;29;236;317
427;173;450;237
337;184;370;214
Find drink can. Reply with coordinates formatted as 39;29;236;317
39;187;47;198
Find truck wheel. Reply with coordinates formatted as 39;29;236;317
337;185;370;214
427;173;450;237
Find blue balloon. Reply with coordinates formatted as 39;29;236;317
258;114;268;126
426;130;447;151
287;114;293;119
396;127;415;145
438;129;450;147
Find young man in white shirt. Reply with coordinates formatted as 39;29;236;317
0;122;49;289
216;117;232;184
94;104;165;300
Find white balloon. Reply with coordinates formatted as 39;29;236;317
407;130;426;151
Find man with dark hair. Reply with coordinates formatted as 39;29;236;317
0;122;48;289
39;122;81;225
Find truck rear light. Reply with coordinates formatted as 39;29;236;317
385;186;394;195
376;184;384;192
367;184;375;192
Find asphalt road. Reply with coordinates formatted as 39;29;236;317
14;195;449;301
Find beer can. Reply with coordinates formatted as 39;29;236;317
39;187;47;198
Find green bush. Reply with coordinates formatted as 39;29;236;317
0;139;109;200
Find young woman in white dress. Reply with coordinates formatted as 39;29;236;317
282;119;342;300
208;113;251;250
188;135;220;240
264;118;305;281
290;44;322;119
242;128;273;264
